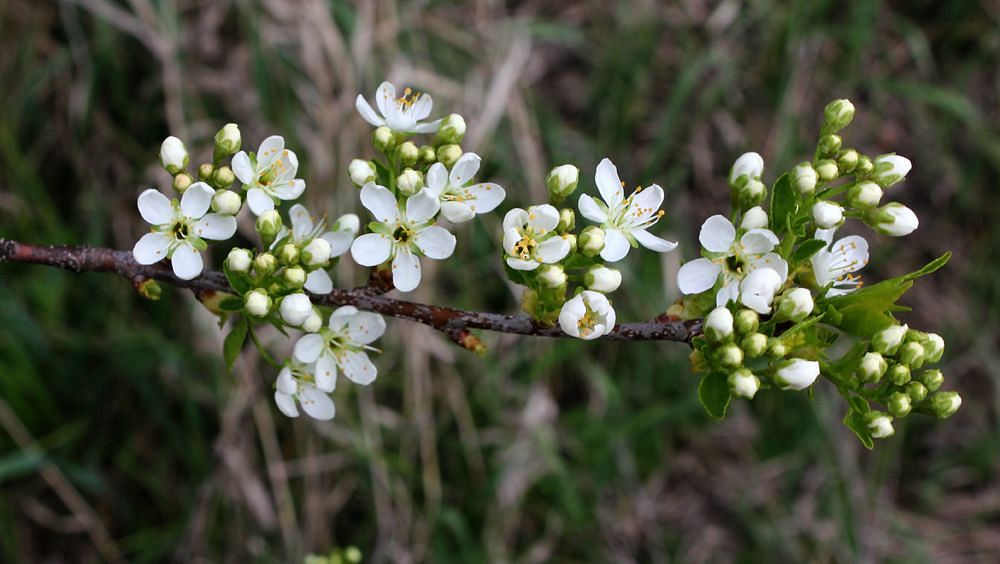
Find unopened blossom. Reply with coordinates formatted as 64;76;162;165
280;293;313;327
293;306;387;388
740;206;768;229
355;81;441;134
577;158;677;262
812;201;843;229
159;136;188;175
424;153;506;223
775;358;821;390
232;135;306;215
502;205;572;270
871;154;912;187
811;228;868;296
558;290;616;340
869;203;919;237
133;183;237;280
729;152;764;186
351;184;456;292
274;362;336;420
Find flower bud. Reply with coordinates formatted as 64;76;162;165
775;288;814;323
906;381;928;403
436;144;462;168
930;391;961;419
923;333;945;363
733;309;759;335
335;213;361;235
888;363;911;386
172;172;193;193
811;201;843;229
419;145;437;164
735;178;766;208
823;99;855;133
846;181;882;209
791;162;818;195
546;164;580;204
537;264;567;289
716;343;744;369
226;248;252;273
245;288;271;317
212;164;236;187
774;358;820;390
373;126;395;152
854;155;873;175
888;391;912;418
740;206;768;230
741;332;768;359
283;266;306;289
558;208;575;232
864;411;894;439
872;324;908;355
279;293;312;327
836;148;859;173
867;203;918;237
397;168;424;196
198;162;215;182
276;243;299;266
919;369;944;392
214;123;241;158
815;159;839;182
818;134;842;158
160;136;189;174
302;238;332;266
898;341;925;368
301;308;323;333
349;159;377;186
767;337;787;359
704;306;734;343
585;266;622;293
254;252;277;276
563;233;578;254
212;190;242;215
579;226;606;257
729;152;764;187
729;368;760;399
434;113;466;145
871;154;911;187
397;141;419;167
256;210;283;246
857;352;887;384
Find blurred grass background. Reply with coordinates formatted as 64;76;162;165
1;0;998;562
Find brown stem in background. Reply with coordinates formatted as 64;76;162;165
0;239;701;345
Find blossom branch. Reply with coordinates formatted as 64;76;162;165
0;239;700;343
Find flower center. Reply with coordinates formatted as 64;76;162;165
393;225;413;243
172;221;189;240
725;254;746;274
396;87;422;110
512;234;537;260
577;305;598;337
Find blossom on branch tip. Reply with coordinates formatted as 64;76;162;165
232;135;306;216
160;136;188;175
558;291;616;340
424;153;506;223
355;81;441;134
293;306;386;388
502;205;571;270
811;228;868;296
871;154;912;187
774;358;820;390
276;204;357;294
728;152;764;187
577;158;677;262
132;183;237;280
867;203;919;237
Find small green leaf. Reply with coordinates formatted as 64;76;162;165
769;174;796;235
218;296;244;312
223;316;248;371
843;408;875;449
790;239;827;263
698;371;731;419
224;263;252;295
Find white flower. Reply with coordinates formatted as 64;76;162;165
811;228;868;296
231;135;306;216
812;201;843;229
729;369;760;399
872;154;911;187
676;214;788;307
777;287;814;321
274;362;336;420
355;81;441;134
212;190;242;215
585;266;622;293
280;293;313;327
577;158;677;262
132;183;237;280
273;204;357;294
350;184;456;292
775;358;820;390
424;153;506;223
226;248;252;272
739;267;784;314
159;136;188;174
740;206;768;230
729;152;764;185
293;306;386;389
870;203;919;236
349;159;377;186
245;289;271;317
502;205;572;270
558;291;616;340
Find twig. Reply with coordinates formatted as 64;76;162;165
0;239;701;343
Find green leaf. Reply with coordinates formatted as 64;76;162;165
218;296;244;312
223;316;248;371
843;408;875;449
769;174;796;235
698;371;731;419
790;238;827;263
224;263;252;295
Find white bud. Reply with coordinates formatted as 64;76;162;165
245;289;271;317
791;162;818;195
866;413;895;439
579;227;605;257
872;324;908;355
871;154;912;187
729;368;760;399
585;266;622;293
923;333;945;363
397;168;424;196
279;293;313;327
777;287;814;322
729;152;764;186
537;264;567;289
349;159;377;186
546;164;580;202
302;238;332;266
847;181;883;209
226;248;252;273
824;99;855;132
435;113;467;144
775;358;820;390
870;203;918;237
335;213;360;235
858;352;888;383
160;136;188;174
212;190;242;215
811;201;844;229
214;123;241;156
705;306;734;342
740;206;769;230
301;308;323;333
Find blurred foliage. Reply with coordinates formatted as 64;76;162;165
0;0;998;562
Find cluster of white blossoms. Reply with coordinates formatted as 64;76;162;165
132;89;958;443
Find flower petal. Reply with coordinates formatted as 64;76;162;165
348;312;387;345
750;252;788;282
328;306;358;331
527;204;560;233
293;333;325;363
506;257;540;270
340;350;378;385
465;183;505;214
699;215;736;253
409;92;433;121
355;94;385;127
425;162;448;196
716;279;740;307
448;153;481;187
271;179;306;200
314;354;338;392
246;188;275;216
350;233;393;267
321;230;354;257
137;189;172;226
740;228;779;255
232;152;254;185
535;236;571;264
831;235;869;273
274;391;299;418
677;258;722;294
193;213;237;241
256;135;285;168
180;182;214;219
375;82;395;118
440;201;475;223
170;243;203;280
298;386;335;420
600;228;630;262
412;120;441;134
414;225;456;260
814;227;836;246
595;158;625;209
503;208;529;232
577;193;609;223
632;229;677;252
304;269;333;294
391;248;422;292
132;232;171;265
360;183;400;224
276;367;297;394
405;188;440;223
628;184;664;217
